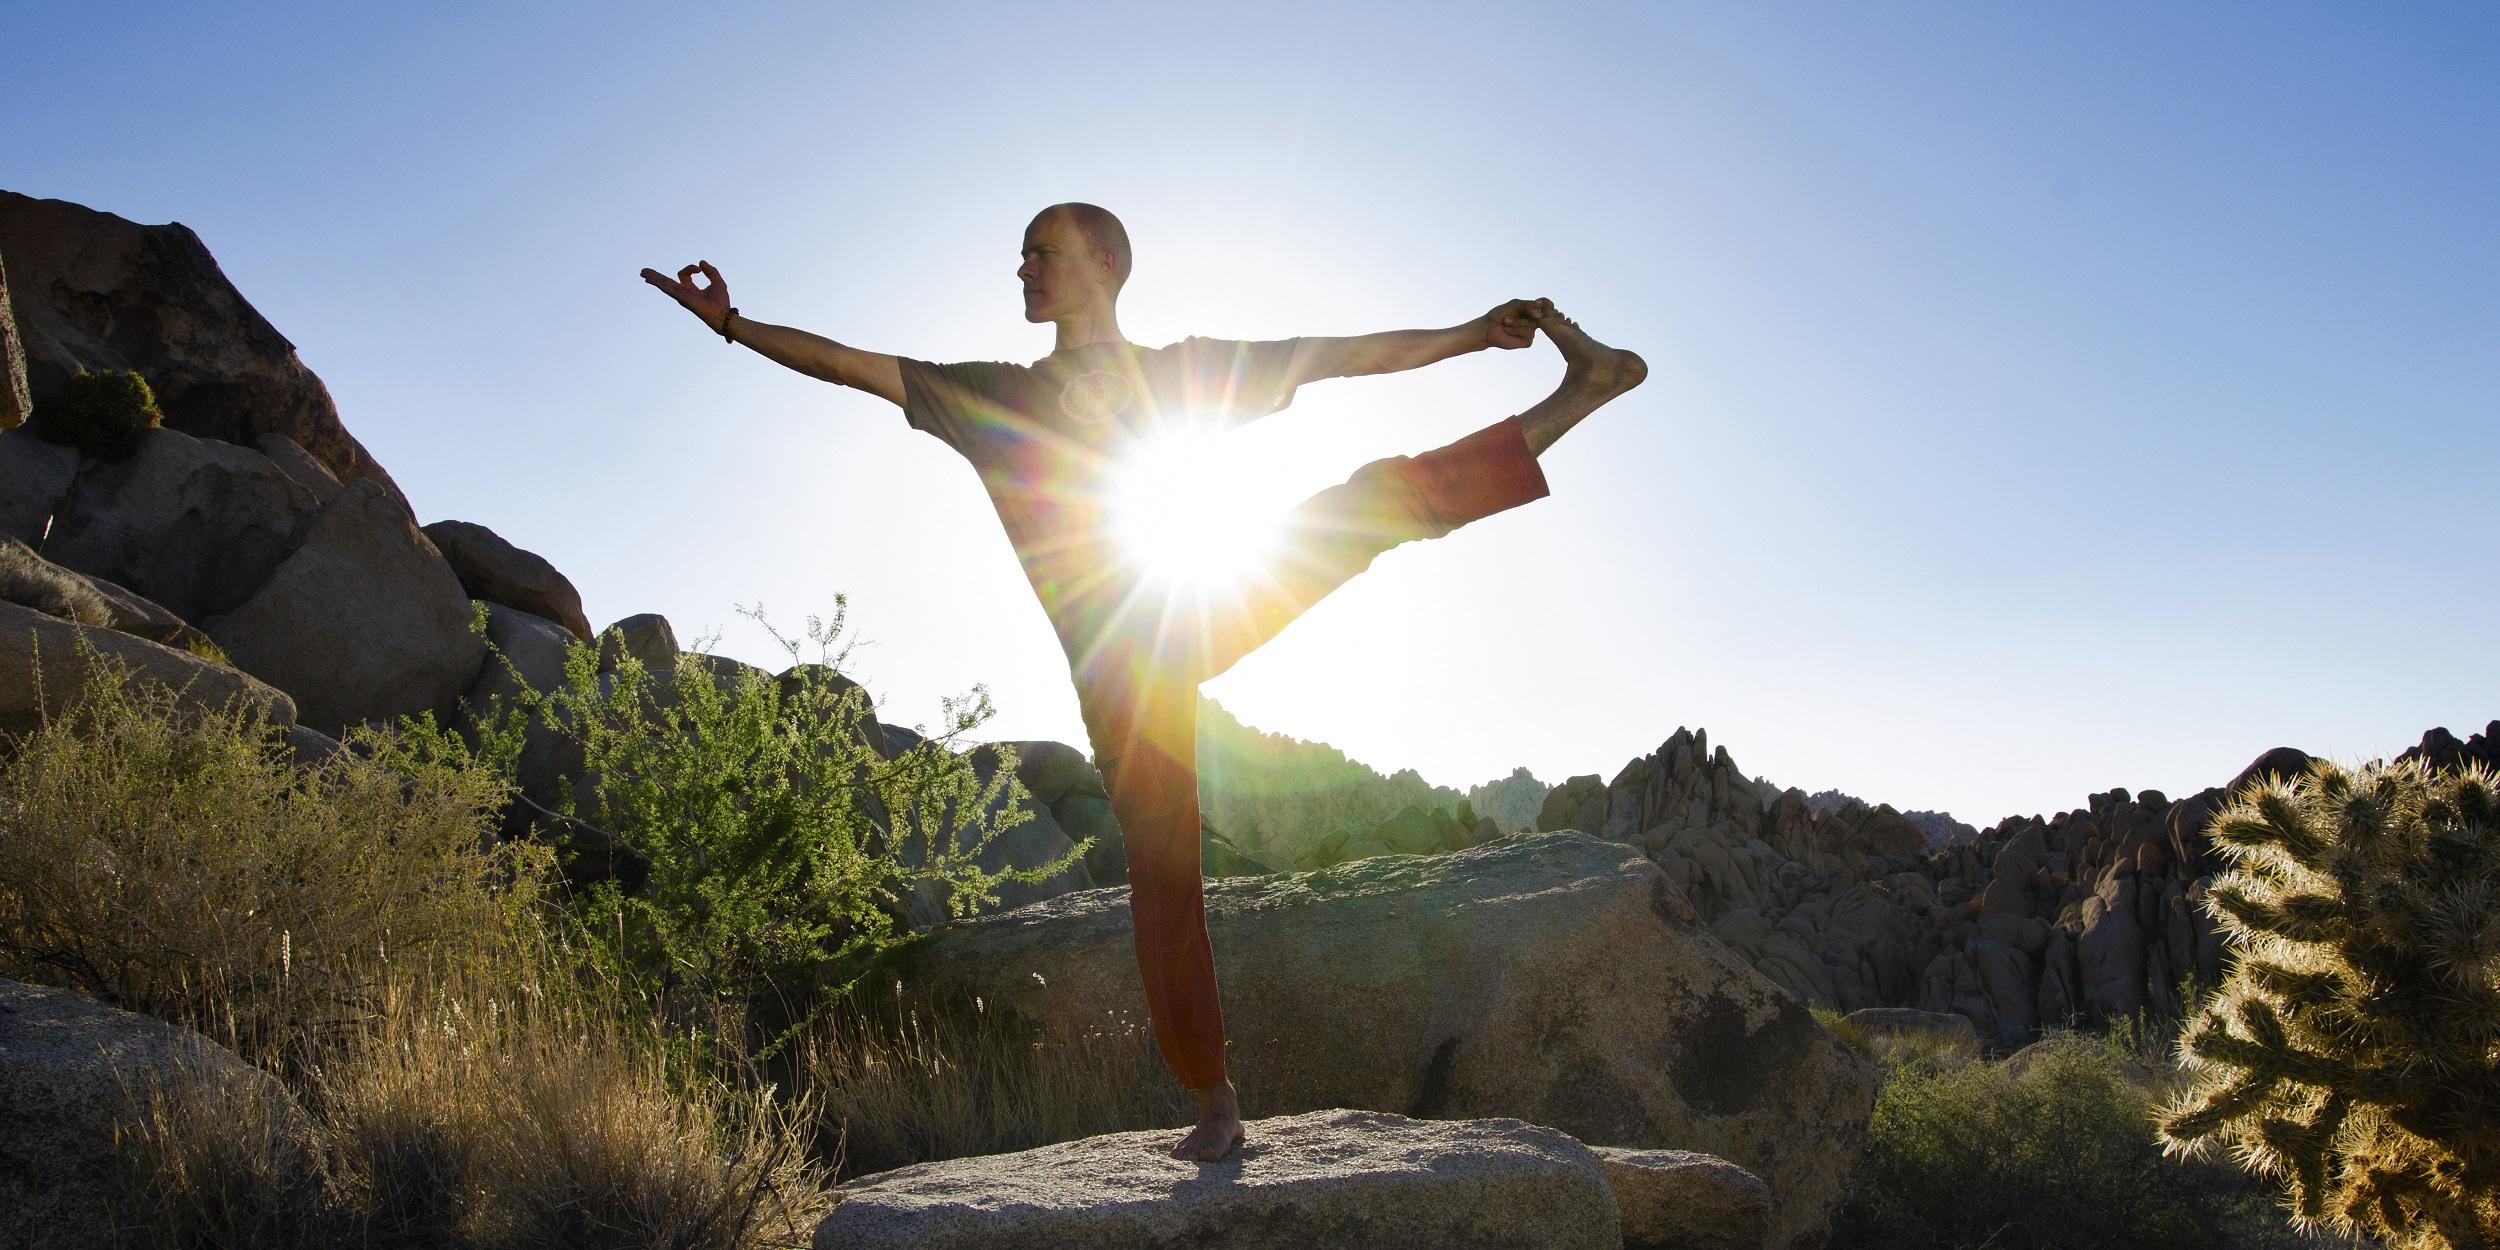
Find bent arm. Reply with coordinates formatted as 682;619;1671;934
640;262;905;407
1284;298;1550;387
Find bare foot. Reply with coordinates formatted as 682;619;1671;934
1169;1080;1246;1161
1518;309;1647;454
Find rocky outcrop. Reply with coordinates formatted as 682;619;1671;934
0;252;30;428
210;478;484;733
254;432;342;504
0;190;403;507
1592;1146;1773;1250
2400;720;2500;775
0;536;213;651
39;425;323;624
0;977;310;1250
422;519;592;642
0;598;294;736
864;831;1876;1249
816;1110;1621;1250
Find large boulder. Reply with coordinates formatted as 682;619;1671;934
210;477;484;734
596;611;678;671
815;1110;1618;1250
0;598;294;737
39;426;322;624
863;832;1877;1249
421;519;592;642
0;976;312;1250
1591;1146;1773;1250
0;426;75;544
0;191;404;507
254;432;343;505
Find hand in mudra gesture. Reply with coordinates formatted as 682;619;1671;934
1482;297;1555;350
641;260;733;332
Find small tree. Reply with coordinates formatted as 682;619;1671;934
2159;758;2500;1248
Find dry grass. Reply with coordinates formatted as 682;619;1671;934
117;973;827;1250
0;663;530;1050
800;990;1190;1179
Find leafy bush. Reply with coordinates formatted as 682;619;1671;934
2161;759;2500;1249
35;368;163;460
516;607;1068;1014
1834;1032;2321;1250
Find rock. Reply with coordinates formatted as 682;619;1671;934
421;519;592;641
0;598;294;737
460;600;576;799
815;1110;1619;1250
0;426;76;544
0;977;313;1250
40;426;322;624
597;611;678;671
0;252;29;428
1057;791;1128;886
1842;1007;1979;1049
0;191;404;507
1590;1146;1773;1250
0;536;213;651
1536;774;1606;832
861;832;1875;1249
254;432;341;504
209;478;484;734
2227;746;2315;799
1006;739;1099;808
2077;867;2147;1021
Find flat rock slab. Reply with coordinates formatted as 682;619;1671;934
816;1110;1618;1250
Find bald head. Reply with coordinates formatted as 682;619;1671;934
1035;203;1132;290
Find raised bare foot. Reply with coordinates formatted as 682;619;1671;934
1518;308;1647;454
1170;1079;1246;1161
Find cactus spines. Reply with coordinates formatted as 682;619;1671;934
2158;758;2500;1248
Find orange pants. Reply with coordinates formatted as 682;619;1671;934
1063;417;1549;1090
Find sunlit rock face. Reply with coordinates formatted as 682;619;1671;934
857;831;1879;1250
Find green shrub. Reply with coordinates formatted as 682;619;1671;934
1834;1033;2318;1250
500;605;1073;1016
2160;759;2500;1248
35;368;163;460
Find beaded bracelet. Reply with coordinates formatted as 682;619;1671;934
719;307;741;344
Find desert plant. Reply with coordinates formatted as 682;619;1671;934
2159;758;2500;1248
519;605;1073;1015
1836;1032;2317;1249
35;368;163;460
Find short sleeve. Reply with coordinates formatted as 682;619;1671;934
899;359;1011;457
1164;337;1303;427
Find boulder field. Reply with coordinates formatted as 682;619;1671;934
858;832;1877;1250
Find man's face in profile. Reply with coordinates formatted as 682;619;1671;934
1018;210;1108;324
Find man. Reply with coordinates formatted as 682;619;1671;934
641;203;1644;1160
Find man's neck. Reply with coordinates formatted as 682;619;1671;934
1053;305;1127;353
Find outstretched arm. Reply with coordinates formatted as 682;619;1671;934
640;262;906;407
1283;298;1551;387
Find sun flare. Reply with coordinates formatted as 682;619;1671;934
1108;428;1282;591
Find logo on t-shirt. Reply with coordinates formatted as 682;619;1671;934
1058;369;1135;425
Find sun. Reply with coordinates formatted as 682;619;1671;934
1107;427;1282;590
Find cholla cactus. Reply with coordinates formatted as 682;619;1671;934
2158;758;2500;1248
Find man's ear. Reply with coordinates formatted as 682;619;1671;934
1095;248;1121;290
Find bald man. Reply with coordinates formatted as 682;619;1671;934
642;203;1644;1160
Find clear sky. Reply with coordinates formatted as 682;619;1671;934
8;3;2495;826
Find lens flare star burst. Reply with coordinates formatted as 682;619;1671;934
1108;428;1282;591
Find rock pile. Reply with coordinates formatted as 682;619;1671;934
1537;726;2332;1050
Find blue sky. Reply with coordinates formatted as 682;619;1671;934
8;3;2495;824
